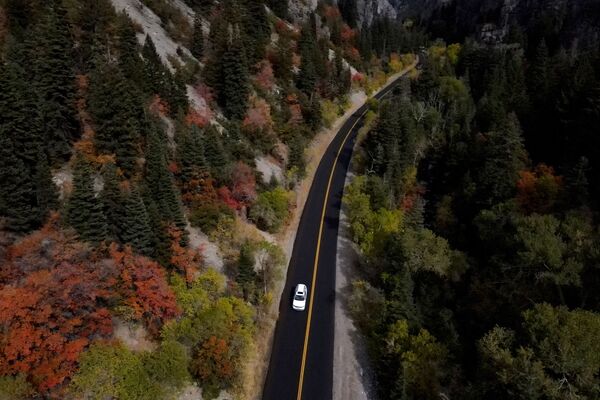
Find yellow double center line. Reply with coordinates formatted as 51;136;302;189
295;107;368;400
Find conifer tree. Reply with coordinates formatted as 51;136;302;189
144;192;172;265
266;0;287;19
117;12;145;87
237;241;257;300
120;185;154;256
34;151;59;224
202;125;230;181
142;36;189;113
100;162;124;242
220;25;250;120
31;1;79;163
297;26;317;95
178;125;207;181
244;0;270;65
0;132;39;232
67;155;108;243
145;126;187;236
0;44;43;168
88;59;142;175
191;15;205;60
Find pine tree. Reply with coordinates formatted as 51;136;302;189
244;0;270;65
266;0;288;19
145;126;187;236
117;12;145;87
0;43;43;169
31;1;79;163
67;155;108;243
144;192;172;265
34;151;58;224
88;59;142;175
142;36;189;113
0;132;39;232
220;25;250;120
202;125;230;181
296;25;317;95
237;241;257;300
120;185;154;256
178;125;207;181
191;15;205;60
100;162;124;242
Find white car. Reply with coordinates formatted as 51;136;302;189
292;284;308;311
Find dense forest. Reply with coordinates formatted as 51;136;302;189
0;0;425;398
346;3;600;399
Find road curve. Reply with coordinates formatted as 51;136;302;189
262;64;416;400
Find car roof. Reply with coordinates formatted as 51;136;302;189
295;284;306;292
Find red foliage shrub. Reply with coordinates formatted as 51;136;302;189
109;244;180;334
242;97;273;133
516;164;564;214
253;60;275;92
340;24;356;42
181;170;218;207
149;94;170;117
217;186;242;211
0;219;115;393
231;161;257;205
169;226;203;283
185;108;210;128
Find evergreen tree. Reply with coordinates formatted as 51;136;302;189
178;125;207;181
0;132;38;232
100;162;124;242
220;25;250;120
67;155;108;243
266;0;288;19
202;125;230;181
142;36;189;112
31;1;79;163
0;44;43;168
191;15;204;60
120;185;154;256
237;241;257;300
296;26;317;96
144;193;172;265
88;59;142;175
243;0;270;65
34;151;59;224
528;39;551;105
338;0;358;28
273;35;293;83
145;126;187;235
117;12;145;87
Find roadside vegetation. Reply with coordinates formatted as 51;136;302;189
0;0;423;398
346;38;600;400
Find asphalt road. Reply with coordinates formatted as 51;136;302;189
262;70;413;400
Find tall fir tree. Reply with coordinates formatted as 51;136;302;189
0;132;39;232
243;0;270;65
88;59;143;175
266;0;287;19
100;162;124;242
120;185;154;256
31;1;79;163
220;25;250;120
191;15;205;60
178;125;207;181
202;125;230;181
67;155;108;243
34;150;59;224
145;125;187;237
117;12;145;88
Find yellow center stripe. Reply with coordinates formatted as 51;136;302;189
296;108;368;400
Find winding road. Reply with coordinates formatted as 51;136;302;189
262;63;417;400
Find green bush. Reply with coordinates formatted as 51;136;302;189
0;374;35;400
189;202;235;235
249;188;291;233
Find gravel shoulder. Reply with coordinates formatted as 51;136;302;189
333;172;377;400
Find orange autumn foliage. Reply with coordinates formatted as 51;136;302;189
149;94;170;117
0;218;115;393
181;169;218;207
242;96;273;133
516;164;564;214
231;161;257;205
109;244;180;333
253;60;275;92
192;336;234;381
169;226;203;283
185;108;210;128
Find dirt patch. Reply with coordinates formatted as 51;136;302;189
113;318;157;352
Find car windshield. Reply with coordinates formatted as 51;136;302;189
294;293;305;301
